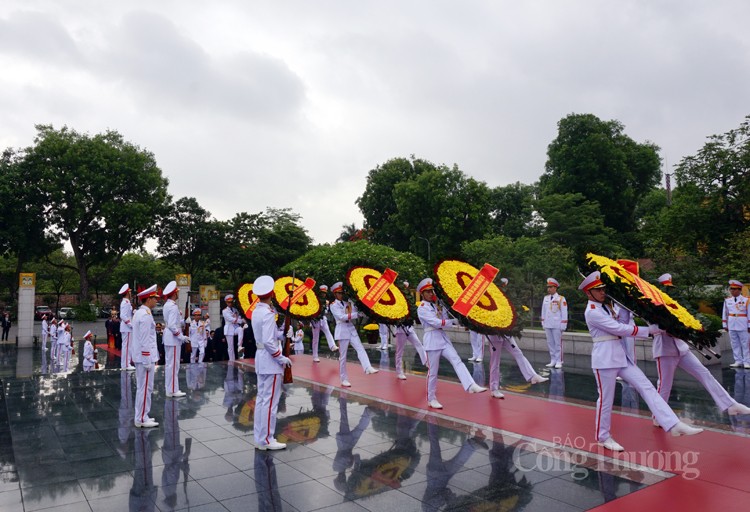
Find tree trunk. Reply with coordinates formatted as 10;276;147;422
69;233;90;305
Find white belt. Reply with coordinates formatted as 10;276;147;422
592;335;620;342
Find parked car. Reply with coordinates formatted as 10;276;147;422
35;306;52;320
100;305;117;318
57;307;76;319
152;303;164;316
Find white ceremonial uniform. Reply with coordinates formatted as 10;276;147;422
469;330;484;361
189;318;207;363
330;299;375;382
584;300;678;442
50;323;58;360
120;297;134;368
417;300;477;401
652;327;736;411
394;324;427;378
378;323;389;349
541;292;568;365
163;299;185;396
722;294;750;366
618;307;638;363
132;305;159;425
223;305;245;361
83;340;95;371
252;301;285;447
311;302;337;359
293;328;304;355
487;335;539;392
57;330;72;370
41;318;48;351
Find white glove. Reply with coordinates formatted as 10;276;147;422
181;335;189;344
648;324;663;335
277;356;293;368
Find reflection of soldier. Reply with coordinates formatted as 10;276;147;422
254;450;283;510
730;370;750;434
129;429;157;511
487;334;548;399
223;365;244;422
549;368;565;400
472;359;486;387
619;380;639;413
118;372;134;460
394;324;427;380
162;399;188;510
469;330;484;362
422;421;483;511
379;344;390;370
186;363;207;404
333;397;372;491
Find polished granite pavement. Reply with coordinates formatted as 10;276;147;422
0;330;749;511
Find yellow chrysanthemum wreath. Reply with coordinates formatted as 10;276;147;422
433;259;517;335
584;253;718;349
272;276;323;320
345;266;413;324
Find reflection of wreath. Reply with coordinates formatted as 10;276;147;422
433;259;518;335
345;444;419;500
584;253;718;349
345;266;413;325
275;410;329;445
272;276;324;320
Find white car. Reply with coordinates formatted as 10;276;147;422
57;307;76;319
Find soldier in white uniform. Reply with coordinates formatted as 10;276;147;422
416;278;486;409
222;294;245;361
723;279;750;369
132;285;160;428
394;322;427;380
541;278;567;368
486;334;548;398
652;275;750;418
188;309;207;363
57;322;73;371
162;281;187;398
82;330;95;372
310;284;338;362
378;323;390;350
330;282;378;387
49;319;58;360
119;283;135;370
251;275;292;450
41;315;49;351
579;271;703;451
469;330;484;362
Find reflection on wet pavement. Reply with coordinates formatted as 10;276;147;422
0;340;748;511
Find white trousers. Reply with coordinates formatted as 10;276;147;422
470;331;484;360
593;363;678;442
395;328;427;375
121;332;133;368
544;328;563;364
135;362;155;424
338;332;373;382
254;373;282;445
311;320;336;358
488;336;537;391
729;330;750;365
165;345;182;395
426;344;476;402
190;342;205;363
656;352;735;411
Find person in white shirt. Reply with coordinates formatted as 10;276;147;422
119;283;136;370
722;279;750;369
330;282;378;387
416;278;486;409
188;309;207;363
222;294;246;361
293;325;305;355
541;278;568;368
82;330;95;372
132;285;160;428
162;281;187;398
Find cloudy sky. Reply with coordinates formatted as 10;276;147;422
2;1;749;244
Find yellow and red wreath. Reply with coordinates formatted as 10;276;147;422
272;276;324;320
433;259;517;335
345;266;413;324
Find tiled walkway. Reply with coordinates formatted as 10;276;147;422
0;337;749;511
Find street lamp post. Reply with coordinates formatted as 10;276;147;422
417;236;431;261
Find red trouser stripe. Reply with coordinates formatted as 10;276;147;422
266;374;278;444
140;368;149;423
594;369;603;441
171;346;178;392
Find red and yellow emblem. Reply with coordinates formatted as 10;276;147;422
235;282;259;319
273;276;324;320
434;259;517;334
345;266;412;324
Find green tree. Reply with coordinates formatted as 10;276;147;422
157;197;220;276
0;149;56;302
489;182;541;239
540;113;661;244
356;156;434;250
105;251;180;299
30;249;80;315
392;166;492;261
536;193;621;255
17;125;171;303
281;240;428;291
